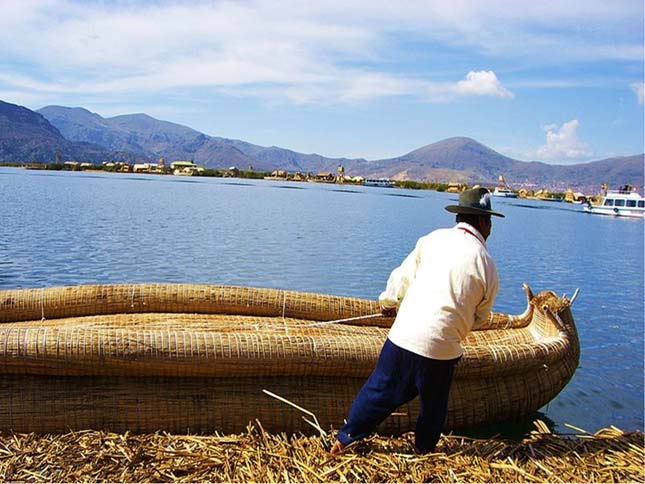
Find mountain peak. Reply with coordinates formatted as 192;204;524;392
438;136;479;144
2;100;62;136
40;105;94;114
0;100;129;163
110;113;154;121
25;99;643;191
107;113;200;137
417;136;495;152
401;136;508;161
38;105;106;124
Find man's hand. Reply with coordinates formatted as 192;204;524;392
330;440;345;455
381;307;397;317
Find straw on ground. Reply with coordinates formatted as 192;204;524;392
0;422;642;483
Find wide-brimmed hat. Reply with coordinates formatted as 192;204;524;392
445;187;505;217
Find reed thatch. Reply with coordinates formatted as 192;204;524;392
0;283;580;434
0;422;642;483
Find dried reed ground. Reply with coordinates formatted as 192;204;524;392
0;421;642;483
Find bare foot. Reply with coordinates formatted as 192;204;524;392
330;440;345;455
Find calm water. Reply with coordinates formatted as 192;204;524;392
0;167;643;433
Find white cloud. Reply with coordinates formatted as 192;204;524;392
421;71;514;102
536;120;594;162
454;71;514;99
631;82;645;105
0;0;640;108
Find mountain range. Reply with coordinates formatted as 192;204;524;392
0;100;642;192
0;101;147;164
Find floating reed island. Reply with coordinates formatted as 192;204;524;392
1;423;643;482
0;282;580;435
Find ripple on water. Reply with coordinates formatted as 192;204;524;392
1;167;643;433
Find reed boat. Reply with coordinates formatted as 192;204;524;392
0;283;579;434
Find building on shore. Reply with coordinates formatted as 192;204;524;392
264;170;288;180
446;182;467;193
170;160;204;176
312;172;336;183
133;158;167;174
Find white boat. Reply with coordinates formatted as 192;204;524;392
492;187;518;198
364;178;395;187
583;186;645;218
492;175;517;198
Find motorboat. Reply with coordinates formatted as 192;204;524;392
364;178;395;187
492;187;518;198
492;175;518;198
583;185;644;218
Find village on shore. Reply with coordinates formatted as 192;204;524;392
6;156;600;203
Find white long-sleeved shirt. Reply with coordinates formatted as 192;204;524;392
379;222;499;360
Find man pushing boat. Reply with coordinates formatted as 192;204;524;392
331;187;504;455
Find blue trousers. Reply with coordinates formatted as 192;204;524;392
336;338;460;453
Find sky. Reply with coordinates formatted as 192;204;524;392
0;0;643;164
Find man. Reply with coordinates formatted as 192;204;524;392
331;187;504;455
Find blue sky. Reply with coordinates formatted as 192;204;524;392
0;0;643;164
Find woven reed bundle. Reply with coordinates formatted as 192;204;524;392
0;423;642;482
0;283;580;433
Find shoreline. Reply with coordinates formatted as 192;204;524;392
1;163;582;199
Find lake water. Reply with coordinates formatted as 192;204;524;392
0;167;643;434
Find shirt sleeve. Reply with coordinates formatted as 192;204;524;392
378;240;422;309
472;260;499;329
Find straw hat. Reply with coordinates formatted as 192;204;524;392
445;187;505;217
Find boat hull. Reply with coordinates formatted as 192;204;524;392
492;191;518;198
0;283;579;433
583;206;645;218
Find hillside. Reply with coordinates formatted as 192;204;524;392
29;102;645;191
38;106;367;173
363;138;644;192
0;101;143;163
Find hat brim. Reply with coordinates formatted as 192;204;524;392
445;205;505;218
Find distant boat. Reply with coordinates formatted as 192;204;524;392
584;186;644;218
492;187;518;198
493;175;517;198
364;178;395;188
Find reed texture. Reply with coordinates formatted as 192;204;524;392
0;423;641;483
0;283;580;433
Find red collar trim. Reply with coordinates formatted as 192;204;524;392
458;226;485;246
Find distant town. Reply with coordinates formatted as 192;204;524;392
1;157;602;203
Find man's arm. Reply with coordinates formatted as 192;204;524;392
473;262;499;329
378;240;422;309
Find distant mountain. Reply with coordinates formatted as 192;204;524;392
37;107;206;160
34;103;645;192
362;137;518;183
361;138;644;192
38;105;366;172
0;101;144;163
